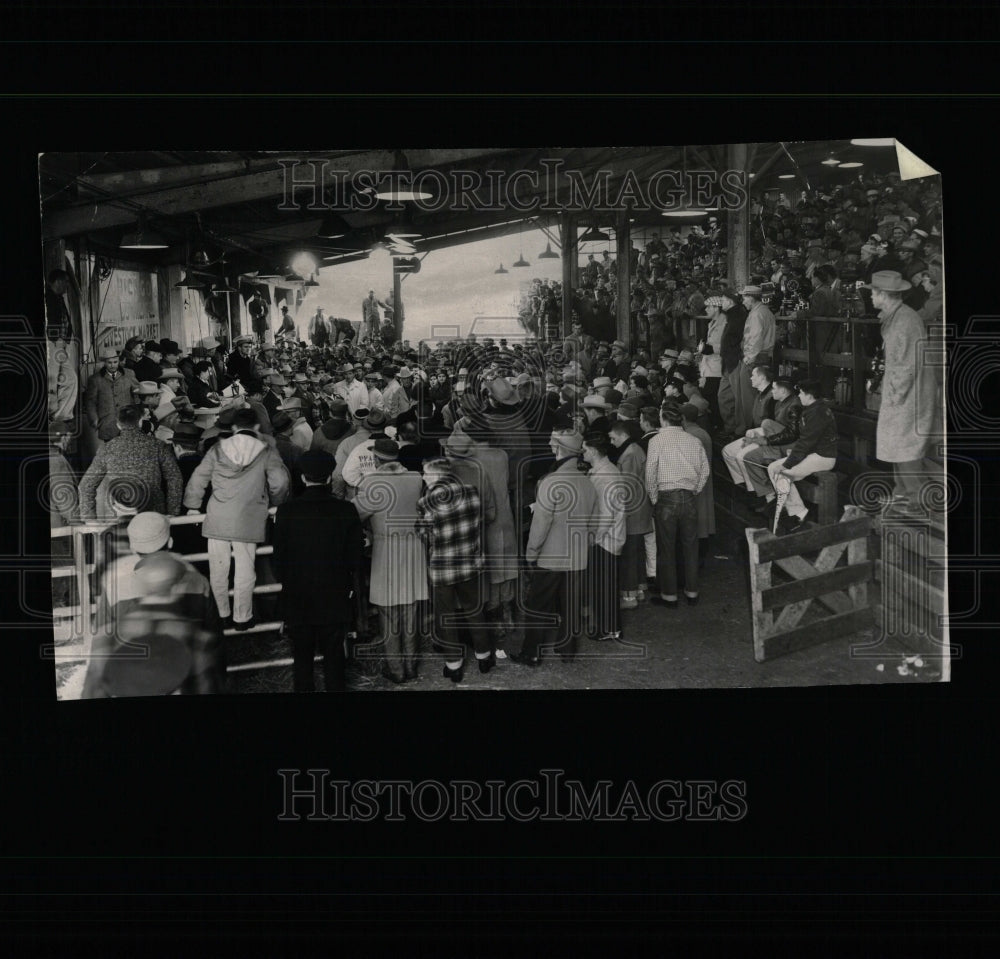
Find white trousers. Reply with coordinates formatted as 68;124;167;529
767;454;838;519
722;438;760;488
644;530;657;578
207;538;257;623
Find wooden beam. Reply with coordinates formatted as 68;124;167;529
727;142;749;289
757;515;872;563
772;555;854;616
751;145;787;181
755;608;875;662
761;561;872;611
43;148;516;239
771;540;850;632
616;209;630;345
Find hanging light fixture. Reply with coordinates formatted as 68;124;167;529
174;273;206;289
538;240;560;259
838;161;864;169
210;277;237;294
304;274;320;288
120;215;169;250
850;138;895;147
495;263;508;274
512;220;530;267
778;173;796;180
578;224;610;242
374;150;433;202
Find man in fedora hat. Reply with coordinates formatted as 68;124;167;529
272;449;362;692
380;364;412;425
277;395;313;452
512;429;598;667
134;340;165;382
582;392;611;433
735;285;776;435
85;345;140;444
331;362;369;415
863;270;942;513
340;409;390;498
308;307;330;349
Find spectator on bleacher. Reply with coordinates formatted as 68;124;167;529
697;296;727;430
716;291;746;440
734;285;776;435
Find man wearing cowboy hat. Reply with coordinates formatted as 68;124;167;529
332;362;369;415
582;393;612;434
380;364;412;425
864;270;942;514
85;345;140;444
132;380;163;434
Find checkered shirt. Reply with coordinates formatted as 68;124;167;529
416;475;484;586
644;426;709;503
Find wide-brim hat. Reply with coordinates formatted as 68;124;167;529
444;432;475;456
277;397;303;411
157;368;183;381
143;340;162;354
862;270;912;292
592;376;613;389
98;346;120;360
365;409;388;430
199;337;221;351
739;285;763;296
134;381;161;396
583;394;610;411
159;339;181;355
268;374;288;387
487;377;519;406
550;430;583;453
372;438;400;460
339;363;354;373
234;335;254;346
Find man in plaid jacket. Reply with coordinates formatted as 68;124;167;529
416;458;494;683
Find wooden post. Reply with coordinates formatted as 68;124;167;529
561;210;576;338
745;527;774;663
393;268;404;344
616;209;631;347
727;142;749;290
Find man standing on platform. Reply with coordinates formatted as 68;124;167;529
309;307;330;349
865;270;942;514
734;286;776;435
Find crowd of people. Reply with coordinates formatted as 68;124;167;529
47;169;944;697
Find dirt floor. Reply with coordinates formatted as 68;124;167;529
221;529;942;695
53;521;945;700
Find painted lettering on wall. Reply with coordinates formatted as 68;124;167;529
96;268;160;350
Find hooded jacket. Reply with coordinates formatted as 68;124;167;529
183;431;290;542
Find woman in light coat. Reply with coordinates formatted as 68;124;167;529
354;450;429;682
609;422;654;607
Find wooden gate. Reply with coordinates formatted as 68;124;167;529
745;505;874;663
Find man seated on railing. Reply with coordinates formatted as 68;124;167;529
761;379;838;536
741;376;804;516
83;511;222;698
